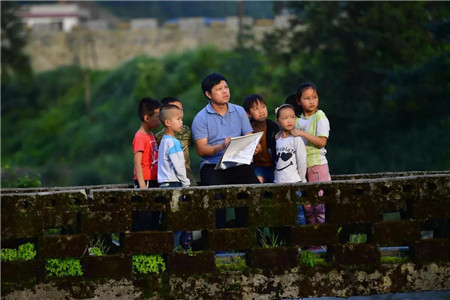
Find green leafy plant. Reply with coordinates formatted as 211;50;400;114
89;247;103;256
300;250;319;267
381;256;409;264
1;243;37;262
132;254;166;274
1;248;18;262
44;228;62;235
89;234;111;256
258;228;285;248
349;234;367;244
45;258;83;277
1;165;42;188
111;233;120;245
216;254;247;271
174;245;199;257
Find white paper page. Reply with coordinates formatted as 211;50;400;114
215;132;264;170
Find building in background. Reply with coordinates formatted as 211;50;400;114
18;3;90;32
18;2;120;32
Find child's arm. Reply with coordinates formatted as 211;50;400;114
291;129;327;148
172;155;190;187
295;138;307;183
134;151;147;188
169;140;190;187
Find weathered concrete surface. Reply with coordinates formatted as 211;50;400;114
2;173;449;299
25;26;273;72
3;262;449;299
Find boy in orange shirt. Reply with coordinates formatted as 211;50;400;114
132;97;161;230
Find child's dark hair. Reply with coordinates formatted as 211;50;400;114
201;73;227;99
275;104;295;119
137;97;160;122
296;82;318;101
242;94;267;112
161;96;181;106
284;94;302;117
159;104;180;124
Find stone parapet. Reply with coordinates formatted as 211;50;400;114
1;171;449;298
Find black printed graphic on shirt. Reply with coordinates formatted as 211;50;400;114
275;148;295;172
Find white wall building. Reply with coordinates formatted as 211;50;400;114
19;4;90;32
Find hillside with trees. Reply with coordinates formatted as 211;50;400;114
2;2;449;187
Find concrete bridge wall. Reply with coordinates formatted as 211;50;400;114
1;171;449;299
25;25;273;72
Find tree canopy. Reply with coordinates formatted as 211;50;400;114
2;2;449;187
262;1;450;173
1;1;32;85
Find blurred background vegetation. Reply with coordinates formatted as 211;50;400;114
2;1;449;187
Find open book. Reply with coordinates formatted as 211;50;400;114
215;132;264;170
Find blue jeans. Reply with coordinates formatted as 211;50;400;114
159;182;182;188
296;190;306;225
297;205;306;225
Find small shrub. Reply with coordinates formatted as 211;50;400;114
300;250;319;267
1;165;42;188
46;258;83;277
17;243;37;260
132;254;166;274
89;234;111;255
258;228;284;248
1;248;18;262
44;228;62;235
89;247;103;256
381;256;409;264
349;234;367;244
1;243;36;262
174;246;196;256
216;254;247;271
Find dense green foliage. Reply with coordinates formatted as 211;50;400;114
1;2;449;187
1;243;37;262
2;47;268;186
1;164;42;188
45;258;83;277
1;1;32;85
299;250;320;268
263;2;450;173
132;254;166;274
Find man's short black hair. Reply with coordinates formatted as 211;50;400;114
201;73;227;99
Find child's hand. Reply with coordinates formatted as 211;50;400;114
290;129;304;137
254;143;262;155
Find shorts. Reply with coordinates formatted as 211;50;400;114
254;166;274;183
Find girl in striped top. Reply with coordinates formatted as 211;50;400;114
291;82;331;228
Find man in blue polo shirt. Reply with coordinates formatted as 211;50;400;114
192;73;260;228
